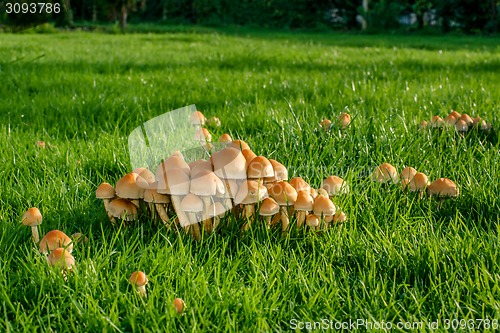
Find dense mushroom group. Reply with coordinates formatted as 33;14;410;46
420;110;492;133
97;110;349;239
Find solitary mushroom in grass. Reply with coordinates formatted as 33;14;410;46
144;184;170;227
371;163;399;184
36;140;46;149
96;182;115;221
409;172;429;198
190;111;206;127
107;198;138;225
321;176;349;197
190;170;225;233
22;207;42;243
306;214;320;230
400;167;417;182
219;133;233;143
294;190;314;229
455;119;469;133
338;112;351;129
208;202;226;230
39;230;73;255
173;298;185;314
180;193;203;240
115;173;149;208
427;178;459;209
269;181;297;232
259;197;280;228
235;180;268;223
129;271;148;297
313;191;336;228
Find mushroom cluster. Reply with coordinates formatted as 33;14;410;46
372;163;459;209
97;110;349;240
420;110;492;133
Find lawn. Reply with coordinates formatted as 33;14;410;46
0;29;499;332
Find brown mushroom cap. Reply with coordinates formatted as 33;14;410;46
241;149;258;165
320;118;332;130
269;181;297;206
247;156;274;179
294;190;314;211
455;119;468;132
129;271;148;287
259;197;280;216
400;167;417;181
266;159;288;182
219;133;233;143
189;159;213;178
338;112;351;128
459;113;473;126
156;155;191;180
234;180;268;205
449;110;461;119
208;202;226;218
96;183;115;199
427;178;459;197
321;176;348;195
180;193;204;213
409;172;429;192
194;128;212;143
419;120;428;129
289;177;311;193
47;248;75;269
430;115;444;128
371;163;399;184
190;170;225;196
22;207;42;227
306;214;320;228
132;168;156;186
115;173;148;199
107;198;138;221
39;230;73;254
313;195;336;216
190;111;206;126
173;298;185;314
212;146;247;180
228;140;250;151
157;168;191;195
445;114;458;126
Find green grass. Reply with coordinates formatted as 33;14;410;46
0;29;499;332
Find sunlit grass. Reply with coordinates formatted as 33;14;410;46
0;29;499;331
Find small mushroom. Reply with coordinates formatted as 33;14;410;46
235;180;268;228
444;114;458;126
71;232;88;244
22;207;42;243
115;173;148;208
313;191;336;228
455;119;468;133
47;248;75;279
321;176;349;197
36;140;46;149
449;110;461;119
107;198;138;224
219;133;233;143
430;115;444;128
400;167;417;181
427;178;459;209
129;271;148;297
173;298;185;314
96;182;115;222
269;181;297;232
294;190;314;229
371;163;399;184
305;214;320;230
190;111;206;127
337;112;351;129
39;230;73;255
259;197;280;228
319;119;332;131
409;172;429;198
459;113;473;126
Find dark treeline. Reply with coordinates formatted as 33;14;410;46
2;0;499;33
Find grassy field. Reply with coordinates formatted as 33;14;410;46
0;29;499;332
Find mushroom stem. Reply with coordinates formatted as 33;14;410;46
186;212;202;241
213;215;221;230
136;285;147;297
280;206;290;232
296;211;307;229
103;199;115;223
201;197;213;234
155;204;170;227
270;213;281;227
31;225;40;243
244;204;255;219
438;198;444;210
170;195;190;227
263;215;273;228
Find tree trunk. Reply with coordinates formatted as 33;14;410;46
120;3;128;32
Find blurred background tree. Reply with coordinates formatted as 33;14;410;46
1;0;498;33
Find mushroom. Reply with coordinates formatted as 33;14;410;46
449;110;461;119
132;167;156;185
180;193;203;240
190;111;206;127
269;181;297;232
321;176;349;197
107;198;138;224
47;248;75;278
228;140;251;151
219;133;233;143
115;173;148;208
242;149;258;165
427;178;459;209
338;112;351;129
259;197;280;228
459;113;473;126
430;115;444;128
305;214;320;230
189;159;213;178
190;170;225;233
265;159;288;189
455;119;468;133
371;163;399;184
129;271;148;297
216;179;238;216
419;120;428;130
444;114;458;126
36;140;46;149
319;119;332;131
313;191;336;229
247;156;274;183
208;202;226;230
400;167;417;181
173;298;185;314
294;190;314;229
22;207;42;243
235;180;268;224
332;211;347;224
194;128;212;144
289;177;311;194
409;172;429;198
143;183;171;227
39;230;73;255
96;182;115;222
